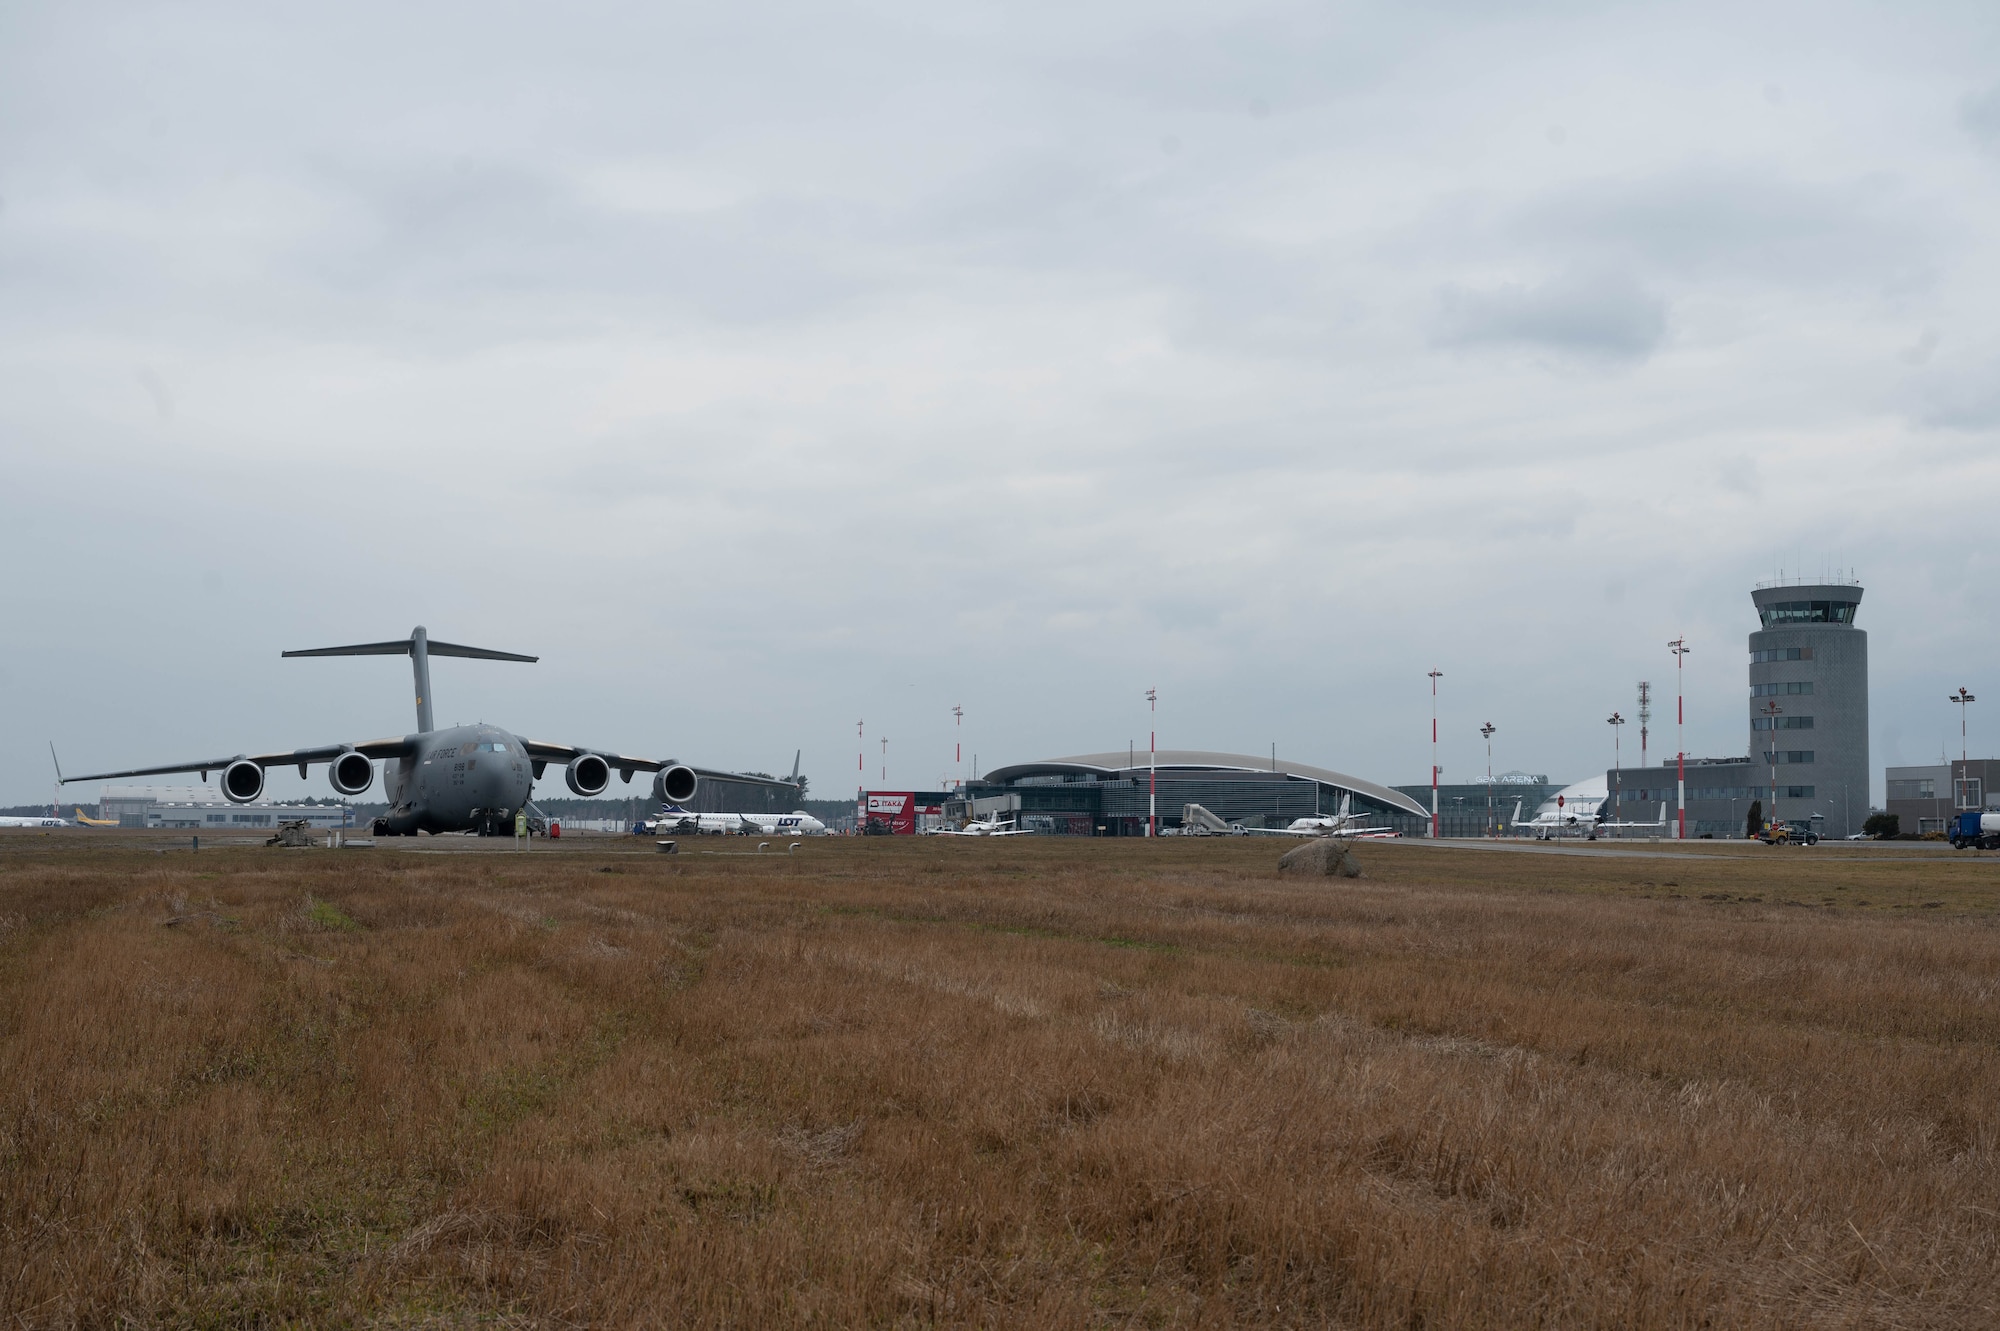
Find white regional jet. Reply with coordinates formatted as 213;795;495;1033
0;814;69;828
651;806;827;836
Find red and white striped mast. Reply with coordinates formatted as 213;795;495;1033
1669;638;1689;839
1145;687;1158;837
1427;668;1443;838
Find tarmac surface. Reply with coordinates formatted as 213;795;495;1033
1379;836;1978;863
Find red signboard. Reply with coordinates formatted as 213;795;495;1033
864;792;916;835
862;792;944;835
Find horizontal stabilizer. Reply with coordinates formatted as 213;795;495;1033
284;637;537;663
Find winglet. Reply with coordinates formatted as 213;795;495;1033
48;742;63;785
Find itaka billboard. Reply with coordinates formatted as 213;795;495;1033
861;792;945;834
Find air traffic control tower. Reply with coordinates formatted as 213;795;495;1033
1746;581;1868;838
1600;579;1869;839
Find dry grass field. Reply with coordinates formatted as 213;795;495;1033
4;832;2000;1328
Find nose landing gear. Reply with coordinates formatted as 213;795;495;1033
472;808;516;837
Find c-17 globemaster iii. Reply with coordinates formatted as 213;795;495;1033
60;627;792;836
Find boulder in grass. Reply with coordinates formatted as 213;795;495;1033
1278;837;1362;878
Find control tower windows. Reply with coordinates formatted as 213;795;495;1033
1751;681;1813;697
1757;600;1857;627
1751;647;1814;663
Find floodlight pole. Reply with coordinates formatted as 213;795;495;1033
881;736;888;784
1607;712;1625;834
1428;669;1443;838
1480;722;1496;837
1146;688;1158;837
952;704;963;792
857;719;864;799
1950;687;1976;808
1759;700;1783;833
1669;638;1689;838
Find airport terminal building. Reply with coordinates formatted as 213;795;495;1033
1389;775;1557;838
1605;581;1870;839
949;751;1429;836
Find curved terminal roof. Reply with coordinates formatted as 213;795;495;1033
1530;776;1608;818
980;750;1432;820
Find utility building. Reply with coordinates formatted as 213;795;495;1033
101;785;354;830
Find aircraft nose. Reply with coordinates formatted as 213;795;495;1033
478;763;519;806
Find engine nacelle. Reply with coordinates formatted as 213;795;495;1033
565;753;610;798
328;750;374;797
653;764;698;805
221;758;265;804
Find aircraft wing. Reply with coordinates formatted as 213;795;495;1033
688;764;805;793
518;744;802;791
60;736;415;784
520;741;681;780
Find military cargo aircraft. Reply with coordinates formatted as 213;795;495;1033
60;627;789;836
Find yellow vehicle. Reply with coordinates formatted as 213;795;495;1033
1757;818;1820;847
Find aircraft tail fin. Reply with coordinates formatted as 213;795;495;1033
283;626;536;733
788;750;801;785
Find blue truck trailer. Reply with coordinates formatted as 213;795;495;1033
1949;810;2000;849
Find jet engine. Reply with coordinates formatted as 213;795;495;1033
221;758;266;804
565;753;610;797
653;764;698;805
328;750;374;797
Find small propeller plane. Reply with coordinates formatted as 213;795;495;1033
59;627;791;836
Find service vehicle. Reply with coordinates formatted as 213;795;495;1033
1948;810;2000;850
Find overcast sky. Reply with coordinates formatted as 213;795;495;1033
4;1;1999;808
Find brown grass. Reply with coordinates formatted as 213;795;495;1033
3;832;1999;1327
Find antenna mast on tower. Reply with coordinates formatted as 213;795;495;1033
1637;681;1652;772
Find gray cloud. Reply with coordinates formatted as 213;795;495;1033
1431;269;1667;360
1964;85;2000;154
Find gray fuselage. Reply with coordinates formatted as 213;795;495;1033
381;724;534;835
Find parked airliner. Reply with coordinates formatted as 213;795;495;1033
651;807;827;836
